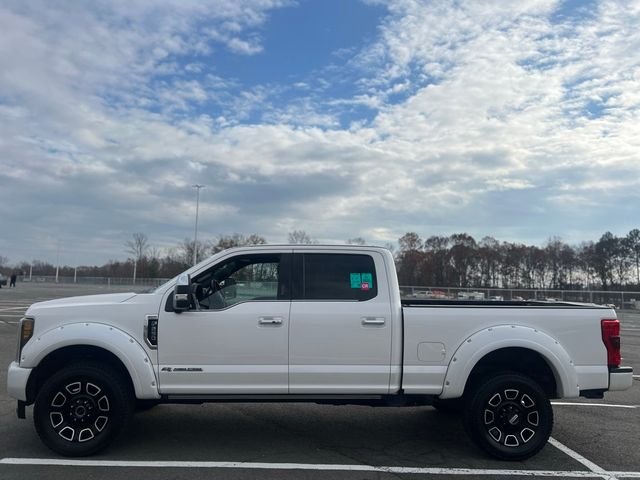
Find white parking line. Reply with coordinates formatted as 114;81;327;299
548;437;618;480
1;457;634;477
551;402;637;409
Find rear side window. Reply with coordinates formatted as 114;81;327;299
298;253;378;301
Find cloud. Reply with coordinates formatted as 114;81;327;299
1;0;639;265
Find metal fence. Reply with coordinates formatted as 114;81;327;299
399;285;640;310
18;275;170;288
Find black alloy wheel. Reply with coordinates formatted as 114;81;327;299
464;372;553;461
34;362;133;456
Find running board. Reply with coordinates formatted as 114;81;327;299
165;394;383;402
161;393;435;407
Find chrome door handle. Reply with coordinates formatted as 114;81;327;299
361;317;385;325
259;316;283;325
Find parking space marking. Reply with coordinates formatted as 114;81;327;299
3;457;640;478
0;457;624;477
548;437;618;480
551;402;637;409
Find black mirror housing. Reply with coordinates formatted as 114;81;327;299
173;274;191;312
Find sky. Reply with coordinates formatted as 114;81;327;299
1;0;639;266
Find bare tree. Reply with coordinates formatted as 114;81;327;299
0;255;8;269
245;234;268;246
125;233;149;262
625;229;640;285
178;238;208;266
288;230;316;244
210;233;268;254
347;237;366;245
594;232;617;290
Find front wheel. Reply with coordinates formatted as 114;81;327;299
34;362;133;456
464;372;553;461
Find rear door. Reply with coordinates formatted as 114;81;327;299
288;250;392;393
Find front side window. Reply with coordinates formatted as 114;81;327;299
298;253;378;301
192;253;289;310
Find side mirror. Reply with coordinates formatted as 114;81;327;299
173;273;191;313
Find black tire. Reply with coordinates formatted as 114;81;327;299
34;362;133;456
464;372;553;461
432;398;464;414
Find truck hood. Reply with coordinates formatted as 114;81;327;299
26;293;138;315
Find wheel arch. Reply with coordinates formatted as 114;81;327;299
439;325;578;400
21;323;159;403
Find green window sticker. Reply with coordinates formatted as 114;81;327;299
361;273;373;288
350;273;362;289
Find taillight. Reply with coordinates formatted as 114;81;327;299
601;319;621;368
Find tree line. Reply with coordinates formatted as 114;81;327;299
395;230;640;291
2;231;325;280
3;229;640;291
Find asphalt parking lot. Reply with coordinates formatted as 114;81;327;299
1;283;638;480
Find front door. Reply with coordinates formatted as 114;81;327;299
158;252;292;394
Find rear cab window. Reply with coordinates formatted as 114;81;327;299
294;253;378;301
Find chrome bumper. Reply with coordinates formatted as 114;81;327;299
609;366;633;391
7;361;32;402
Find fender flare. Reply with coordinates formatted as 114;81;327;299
20;322;160;399
438;324;578;400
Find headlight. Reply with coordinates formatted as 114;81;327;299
16;317;34;363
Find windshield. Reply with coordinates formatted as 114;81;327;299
152;250;230;294
153;274;180;294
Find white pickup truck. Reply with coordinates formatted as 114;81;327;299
7;245;633;460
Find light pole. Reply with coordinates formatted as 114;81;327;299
192;184;205;265
55;242;60;283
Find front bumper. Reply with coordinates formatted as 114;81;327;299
7;361;32;402
609;366;633;391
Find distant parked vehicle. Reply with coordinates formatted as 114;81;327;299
458;291;485;300
0;274;7;286
411;290;433;298
430;289;448;299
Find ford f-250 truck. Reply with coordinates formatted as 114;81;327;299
7;245;633;460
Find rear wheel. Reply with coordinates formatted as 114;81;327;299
464;372;553;461
34;362;133;456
